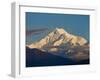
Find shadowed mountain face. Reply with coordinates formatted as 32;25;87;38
26;47;89;67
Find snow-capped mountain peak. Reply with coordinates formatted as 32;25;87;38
27;28;87;52
54;28;67;34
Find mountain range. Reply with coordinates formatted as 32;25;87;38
27;28;87;51
26;28;89;67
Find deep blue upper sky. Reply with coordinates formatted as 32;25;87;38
26;12;89;44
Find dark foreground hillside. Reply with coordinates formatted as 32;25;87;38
26;47;89;67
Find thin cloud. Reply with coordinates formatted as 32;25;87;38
26;28;48;36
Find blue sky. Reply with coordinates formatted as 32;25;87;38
26;12;89;44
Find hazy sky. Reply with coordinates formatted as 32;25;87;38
26;12;89;44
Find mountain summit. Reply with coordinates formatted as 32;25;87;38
27;28;87;52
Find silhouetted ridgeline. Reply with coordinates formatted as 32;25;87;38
26;47;89;67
